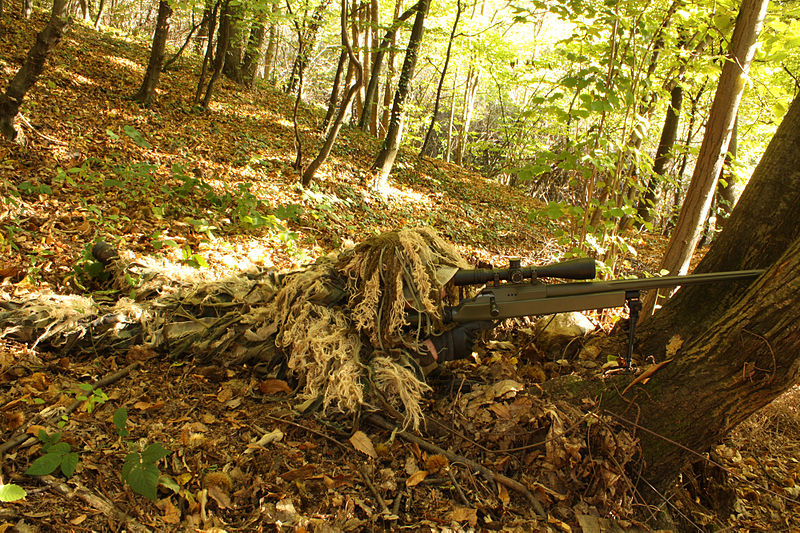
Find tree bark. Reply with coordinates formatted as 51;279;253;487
453;64;479;166
200;0;230;108
322;48;348;133
638;91;800;355
636;84;683;225
549;90;800;504
93;0;106;28
0;0;71;140
163;14;205;72
131;0;173;106
420;0;461;158
241;10;269;87
285;0;332;95
194;0;219;104
222;2;244;83
715;115;739;227
301;0;363;187
372;0;430;188
646;0;769;278
358;0;418;133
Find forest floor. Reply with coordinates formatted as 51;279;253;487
2;6;800;533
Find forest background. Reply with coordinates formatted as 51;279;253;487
1;0;800;530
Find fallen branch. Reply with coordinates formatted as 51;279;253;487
366;413;546;518
0;361;141;457
40;475;151;533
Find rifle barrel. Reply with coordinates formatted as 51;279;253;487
543;269;764;298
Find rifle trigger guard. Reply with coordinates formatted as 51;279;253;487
625;290;642;371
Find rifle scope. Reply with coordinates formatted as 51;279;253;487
452;257;597;286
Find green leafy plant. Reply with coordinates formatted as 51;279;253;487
25;431;79;479
114;408;171;500
75;384;109;414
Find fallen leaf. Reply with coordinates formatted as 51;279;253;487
206;485;231;509
69;514;87;525
406;470;428;487
258;379;292;395
280;464;316;482
349;430;377;458
498;483;510;504
449;506;478;526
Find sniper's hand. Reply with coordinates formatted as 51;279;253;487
423;321;495;363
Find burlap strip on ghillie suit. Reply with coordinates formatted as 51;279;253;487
0;227;469;428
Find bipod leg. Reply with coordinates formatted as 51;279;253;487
625;290;641;371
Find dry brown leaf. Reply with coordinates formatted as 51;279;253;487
498;483;510;504
349;430;377;458
258;379;292;395
280;464;316;482
216;386;233;403
449;506;478;526
206;485;231;509
665;334;684;358
406;470;428;487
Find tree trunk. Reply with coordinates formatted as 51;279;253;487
93;0;106;28
636;84;683;225
261;5;279;84
241;10;268;87
420;0;461;158
285;0;332;95
0;0;71;140
453;64;479;166
638;91;800;357
301;0;363;187
550;90;800;507
22;0;32;19
715;115;739;227
372;0;430;188
131;0;173;106
648;0;768;275
322;48;347;133
201;0;231;108
222;2;244;83
358;0;417;133
194;0;219;104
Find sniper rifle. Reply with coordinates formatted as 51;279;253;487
428;258;763;370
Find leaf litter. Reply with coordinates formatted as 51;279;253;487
1;5;799;532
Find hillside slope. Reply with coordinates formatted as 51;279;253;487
1;7;556;290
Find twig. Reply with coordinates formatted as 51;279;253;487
447;466;470;506
40;475;151;533
366;413;546;517
0;361;141;457
18;113;68;145
356;463;391;516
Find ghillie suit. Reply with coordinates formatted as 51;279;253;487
0;227;469;428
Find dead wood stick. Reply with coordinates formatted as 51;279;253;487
0;361;141;457
447;466;471;506
40;475;151;533
356;463;391;516
366;414;546;518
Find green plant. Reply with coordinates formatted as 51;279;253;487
113;408;171;500
25;431;79;479
75;384;109;414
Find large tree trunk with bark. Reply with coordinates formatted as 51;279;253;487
556;89;800;509
372;0;430;188
0;0;71;140
131;0;173;106
646;0;769;279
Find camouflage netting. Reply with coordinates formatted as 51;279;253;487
0;227;469;428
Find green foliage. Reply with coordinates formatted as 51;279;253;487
114;408;170;500
0;483;27;502
25;431;79;479
75;384;109;414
